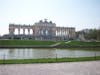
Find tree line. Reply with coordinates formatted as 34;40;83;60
76;29;100;41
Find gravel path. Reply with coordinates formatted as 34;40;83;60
0;61;100;75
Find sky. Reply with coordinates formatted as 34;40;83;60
0;0;100;35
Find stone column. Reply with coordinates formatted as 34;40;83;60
28;29;30;35
69;29;71;38
61;29;63;36
59;30;61;36
9;24;15;35
23;28;25;35
10;28;15;35
67;29;69;39
71;28;76;39
32;29;34;35
63;29;65;36
18;28;20;35
70;29;72;38
66;29;68;36
65;29;67;36
9;29;11;35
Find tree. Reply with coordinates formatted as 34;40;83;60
84;29;100;41
97;29;100;40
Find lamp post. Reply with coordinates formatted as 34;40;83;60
3;54;5;64
55;49;57;62
95;51;96;60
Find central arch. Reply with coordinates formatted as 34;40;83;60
39;28;50;36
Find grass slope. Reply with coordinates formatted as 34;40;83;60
58;41;100;46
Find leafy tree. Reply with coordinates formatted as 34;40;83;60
97;29;100;40
84;29;100;41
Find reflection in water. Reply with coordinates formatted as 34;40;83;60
32;49;55;58
9;49;14;59
0;48;100;59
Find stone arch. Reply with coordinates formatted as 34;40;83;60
25;29;28;35
30;29;33;35
40;28;50;36
20;28;23;34
15;28;18;35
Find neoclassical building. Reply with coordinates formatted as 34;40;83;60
9;19;76;40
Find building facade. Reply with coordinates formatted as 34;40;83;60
9;19;76;40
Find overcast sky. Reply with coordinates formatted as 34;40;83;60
0;0;100;35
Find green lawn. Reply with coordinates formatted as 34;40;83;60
0;40;100;47
0;40;56;46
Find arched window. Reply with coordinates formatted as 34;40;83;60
15;28;18;35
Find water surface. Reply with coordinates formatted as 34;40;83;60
0;48;100;59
